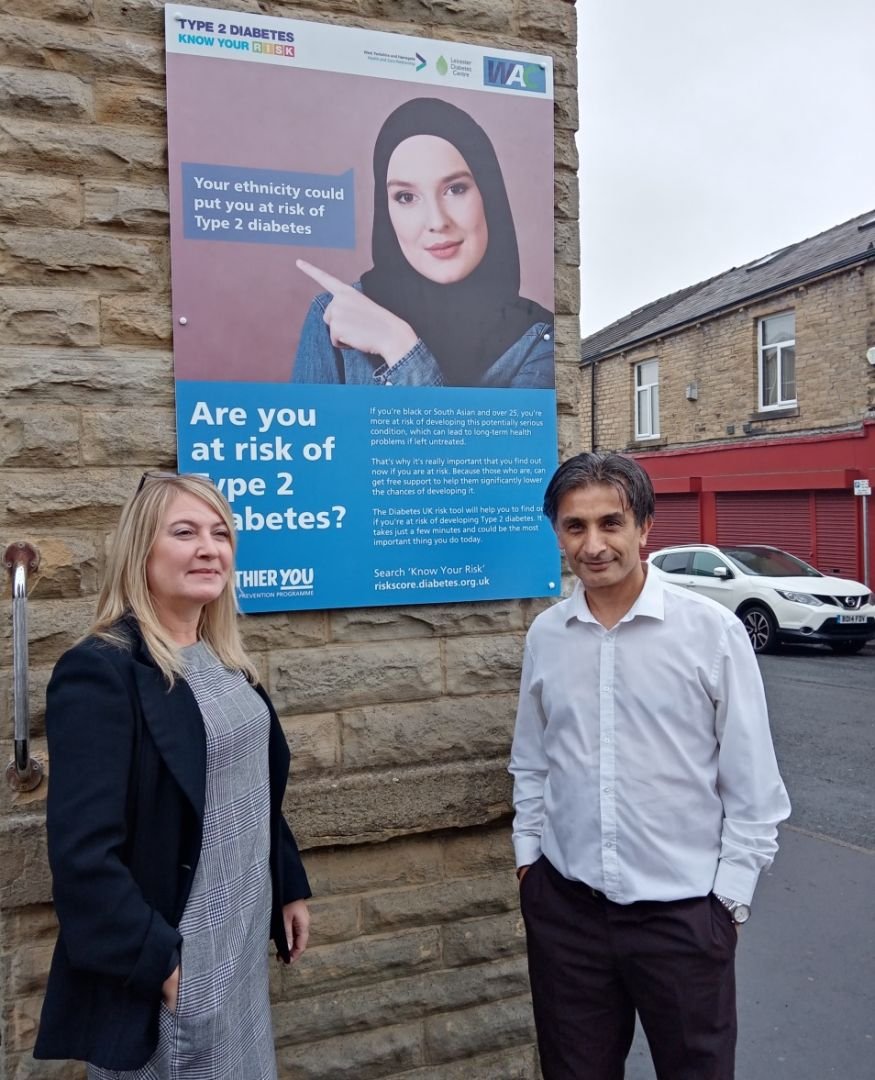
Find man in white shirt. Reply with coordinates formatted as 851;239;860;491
510;452;790;1080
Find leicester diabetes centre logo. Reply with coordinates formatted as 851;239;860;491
482;56;546;93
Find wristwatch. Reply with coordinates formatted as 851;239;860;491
714;893;751;925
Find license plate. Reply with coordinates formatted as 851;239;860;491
837;614;866;624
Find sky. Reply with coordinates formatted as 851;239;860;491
577;0;875;336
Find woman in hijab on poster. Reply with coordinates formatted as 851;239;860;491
34;472;311;1080
292;97;554;388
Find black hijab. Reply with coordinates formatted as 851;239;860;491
360;98;552;386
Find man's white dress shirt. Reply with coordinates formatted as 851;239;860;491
509;568;791;906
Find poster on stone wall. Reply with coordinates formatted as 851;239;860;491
165;3;560;612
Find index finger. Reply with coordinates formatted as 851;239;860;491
296;258;349;296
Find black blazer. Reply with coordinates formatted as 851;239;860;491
33;621;310;1069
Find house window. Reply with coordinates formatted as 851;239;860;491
758;312;796;409
635;359;660;438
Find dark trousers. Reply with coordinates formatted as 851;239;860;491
520;856;738;1080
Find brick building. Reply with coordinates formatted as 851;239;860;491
0;2;580;1077
580;210;875;582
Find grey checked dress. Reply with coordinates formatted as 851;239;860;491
89;642;278;1080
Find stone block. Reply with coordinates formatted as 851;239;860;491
0;64;92;119
1;941;53;999
84;182;169;235
80;405;176;465
444;633;526;695
0;467;141;528
442;909;527;966
431;0;509;33
273;926;440;998
555;262;580;317
302;834;444;897
1;993;42;1053
555;218;580;266
287;760;512;847
94;80;167;128
0;405;79;467
1;597;93;667
305;894;361;946
555;356;583;415
329;598;525;642
9;533;99;601
0;14;163;83
275;1020;424;1079
93;0;265;34
0;173;81;228
239;610;328;652
554;83;579;132
0;345;174;407
441;822;515;878
555;129;579;171
551;40;578;88
282;712;340;776
424;993;536;1064
1;903;59;946
0;228;162;291
518;0;577;42
0;815;51;909
399;1044;539;1080
100;293;172;345
340;692;516;770
8;1053;86;1080
0;1;90;18
361;871;516;933
269;639;442;715
0;116;166;179
0;286;99;346
273;953;529;1043
555;166;579;222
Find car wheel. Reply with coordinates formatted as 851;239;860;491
828;640;867;655
740;605;777;653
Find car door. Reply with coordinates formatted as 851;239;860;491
687;550;737;611
652;549;694;584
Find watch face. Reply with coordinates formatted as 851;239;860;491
733;903;751;924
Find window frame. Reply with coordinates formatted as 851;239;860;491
634;358;660;440
757;311;796;411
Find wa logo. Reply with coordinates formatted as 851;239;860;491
483;57;546;93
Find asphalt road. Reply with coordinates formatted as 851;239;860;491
626;640;875;1080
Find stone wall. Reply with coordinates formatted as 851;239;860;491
588;265;875;452
0;1;579;1077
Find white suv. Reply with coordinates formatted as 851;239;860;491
649;544;875;654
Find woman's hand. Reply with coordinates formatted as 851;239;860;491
162;964;180;1012
297;259;418;366
283;899;311;963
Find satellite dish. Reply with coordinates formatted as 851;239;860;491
868;346;875;365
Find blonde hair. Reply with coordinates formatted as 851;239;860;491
91;473;258;686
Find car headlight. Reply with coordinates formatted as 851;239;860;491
775;589;823;606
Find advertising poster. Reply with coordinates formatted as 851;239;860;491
166;4;561;612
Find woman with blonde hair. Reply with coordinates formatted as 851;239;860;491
34;472;310;1079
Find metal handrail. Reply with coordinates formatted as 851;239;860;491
5;542;43;792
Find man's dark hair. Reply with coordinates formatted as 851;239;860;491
542;452;655;527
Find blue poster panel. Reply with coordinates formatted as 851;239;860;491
165;4;560;612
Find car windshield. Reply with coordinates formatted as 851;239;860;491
720;546;822;578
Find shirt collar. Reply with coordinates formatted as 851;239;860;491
566;563;666;626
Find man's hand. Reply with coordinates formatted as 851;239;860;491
517;865;531;884
282;899;311;963
161;965;180;1012
297;259;418;365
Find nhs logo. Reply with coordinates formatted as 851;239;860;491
483;57;546;94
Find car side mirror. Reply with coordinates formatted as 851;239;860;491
712;566;731;579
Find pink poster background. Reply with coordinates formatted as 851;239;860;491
167;53;555;383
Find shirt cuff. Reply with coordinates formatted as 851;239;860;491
513;835;543;870
712;862;760;906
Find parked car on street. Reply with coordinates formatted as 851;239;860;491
648;543;875;654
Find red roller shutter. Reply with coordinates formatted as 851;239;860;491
645;494;701;554
716;492;812;562
814;492;859;578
